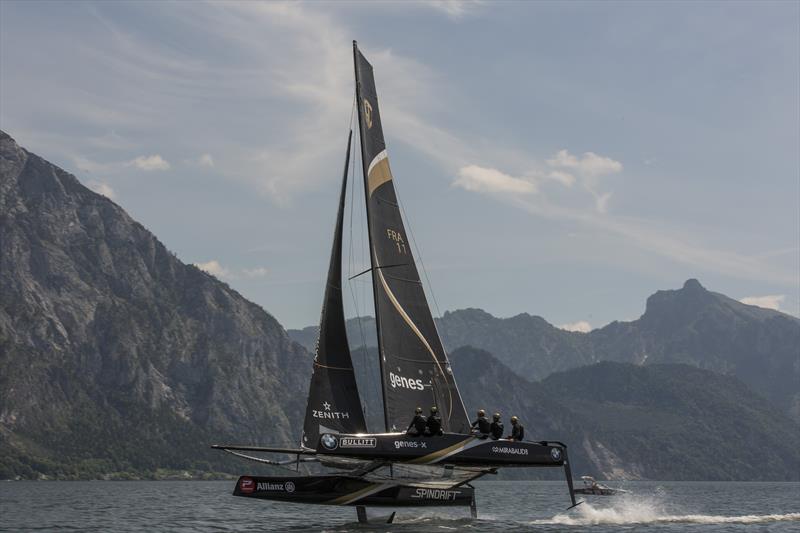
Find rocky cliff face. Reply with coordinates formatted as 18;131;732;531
539;359;800;481
438;308;596;381
451;347;800;481
0;131;311;478
590;279;800;419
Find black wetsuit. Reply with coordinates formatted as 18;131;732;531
425;414;443;436
509;422;525;441
490;420;504;440
407;414;427;436
471;416;491;435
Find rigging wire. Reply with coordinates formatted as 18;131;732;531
392;172;446;329
392;160;471;428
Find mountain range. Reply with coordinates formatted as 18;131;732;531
289;281;800;423
1;130;798;481
451;347;799;481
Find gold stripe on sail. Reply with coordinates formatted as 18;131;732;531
367;150;393;197
376;267;455;419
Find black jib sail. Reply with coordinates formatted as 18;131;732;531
353;42;470;433
302;131;367;448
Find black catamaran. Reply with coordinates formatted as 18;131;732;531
213;42;580;522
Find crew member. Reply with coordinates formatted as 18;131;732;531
490;412;504;440
471;409;491;437
507;416;524;441
406;407;427;436
425;406;443;436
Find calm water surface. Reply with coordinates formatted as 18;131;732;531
1;480;798;532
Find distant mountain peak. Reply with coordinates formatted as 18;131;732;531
642;278;716;321
682;278;705;291
443;308;494;320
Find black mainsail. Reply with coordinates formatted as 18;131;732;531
353;42;470;433
301;131;367;448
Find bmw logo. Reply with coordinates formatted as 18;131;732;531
550;448;562;461
284;481;295;493
321;433;338;450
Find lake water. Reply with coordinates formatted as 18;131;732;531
1;480;798;532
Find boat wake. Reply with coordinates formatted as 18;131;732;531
319;503;800;532
532;497;800;526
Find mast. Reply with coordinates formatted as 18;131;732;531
352;42;470;434
301;130;367;447
353;40;391;432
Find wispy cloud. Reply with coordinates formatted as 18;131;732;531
128;154;170;171
207;5;793;288
87;180;116;200
546;169;576;187
72;153;170;175
448;145;793;285
547;149;623;178
5;2;795;291
421;0;485;20
546;149;621;213
504;195;798;285
242;267;269;278
559;320;592;333
73;155;114;175
595;191;612;214
739;294;785;311
198;153;214;167
453;165;537;194
195;260;231;279
184;153;214;167
194;260;269;281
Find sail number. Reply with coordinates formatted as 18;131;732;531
386;228;408;255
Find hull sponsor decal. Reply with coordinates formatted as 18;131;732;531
239;477;255;494
394;439;428;449
411;488;462;501
492;445;528;455
256;481;296;492
340;437;377;448
320;434;339;450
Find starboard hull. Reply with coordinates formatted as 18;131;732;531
315;432;567;467
233;475;474;507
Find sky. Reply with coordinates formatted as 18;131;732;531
1;1;798;330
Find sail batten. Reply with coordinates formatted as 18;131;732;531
301;130;367;447
353;42;470;434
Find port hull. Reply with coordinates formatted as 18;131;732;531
233;475;474;506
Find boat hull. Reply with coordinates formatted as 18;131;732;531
315;432;567;467
233;475;474;506
574;487;627;495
